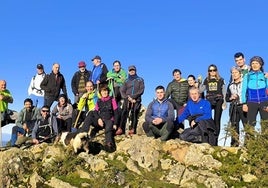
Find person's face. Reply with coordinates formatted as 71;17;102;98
113;62;121;72
85;82;94;92
58;97;66;105
235;56;246;68
52;64;60;74
189;89;200;102
24;101;32;110
208;67;217;76
156;89;165;101
100;89;109;97
41;108;50;118
37;68;44;74
251;61;261;71
79;66;86;73
187;77;195;86
129;69;136;75
0;81;6;91
93;59;101;66
173;72;181;81
231;69;241;80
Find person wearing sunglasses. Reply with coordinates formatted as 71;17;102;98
200;64;227;145
31;105;58;144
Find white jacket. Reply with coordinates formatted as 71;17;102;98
28;73;46;97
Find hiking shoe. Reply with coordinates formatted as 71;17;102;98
115;127;123;135
104;142;116;153
128;129;135;135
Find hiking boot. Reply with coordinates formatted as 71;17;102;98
104;142;116;153
128;129;135;135
115;127;123;135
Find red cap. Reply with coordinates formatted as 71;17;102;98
78;61;86;68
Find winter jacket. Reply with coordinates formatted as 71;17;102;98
120;75;145;102
166;79;189;106
77;91;98;111
28;73;46;97
107;68;127;87
15;107;41;128
178;98;212;124
52;103;73;121
71;69;91;95
90;63;108;85
242;71;268;103
145;98;174;123
0;89;13;112
40;71;68;98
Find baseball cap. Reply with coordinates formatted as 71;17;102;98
37;64;44;69
128;65;136;71
78;61;86;68
91;55;101;61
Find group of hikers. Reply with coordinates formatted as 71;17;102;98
1;52;268;152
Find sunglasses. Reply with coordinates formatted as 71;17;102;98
208;69;217;72
42;110;50;112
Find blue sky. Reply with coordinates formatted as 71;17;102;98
1;1;268;145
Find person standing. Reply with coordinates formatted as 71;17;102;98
117;65;145;135
90;55;108;89
107;60;127;103
143;85;174;141
40;63;68;108
28;64;46;107
166;69;189;130
0;80;14;126
226;67;247;146
71;61;91;104
241;56;268;135
200;64;227;145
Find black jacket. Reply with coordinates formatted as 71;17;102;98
40;71;68;98
71;69;91;95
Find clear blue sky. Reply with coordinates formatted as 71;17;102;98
1;1;268;145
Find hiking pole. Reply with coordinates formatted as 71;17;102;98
223;100;235;146
74;110;82;128
125;102;134;136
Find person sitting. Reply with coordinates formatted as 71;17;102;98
31;105;58;144
178;87;217;146
10;98;40;146
52;94;73;133
143;85;174;141
79;84;119;152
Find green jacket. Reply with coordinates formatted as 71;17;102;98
0;89;13;112
166;78;189;106
107;68;127;87
77;91;98;111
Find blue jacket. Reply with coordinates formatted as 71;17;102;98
241;71;268;103
145;98;174;123
178;98;212;123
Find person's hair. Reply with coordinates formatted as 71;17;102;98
230;66;242;73
113;60;121;66
234;52;244;59
250;56;264;72
99;84;110;94
172;69;181;75
41;105;50;110
24;98;33;105
207;64;221;81
155;85;165;91
86;80;94;86
187;74;196;80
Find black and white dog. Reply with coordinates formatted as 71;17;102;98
60;132;91;153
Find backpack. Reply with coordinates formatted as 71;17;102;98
36;117;53;139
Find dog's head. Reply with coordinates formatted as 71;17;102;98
73;132;91;153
